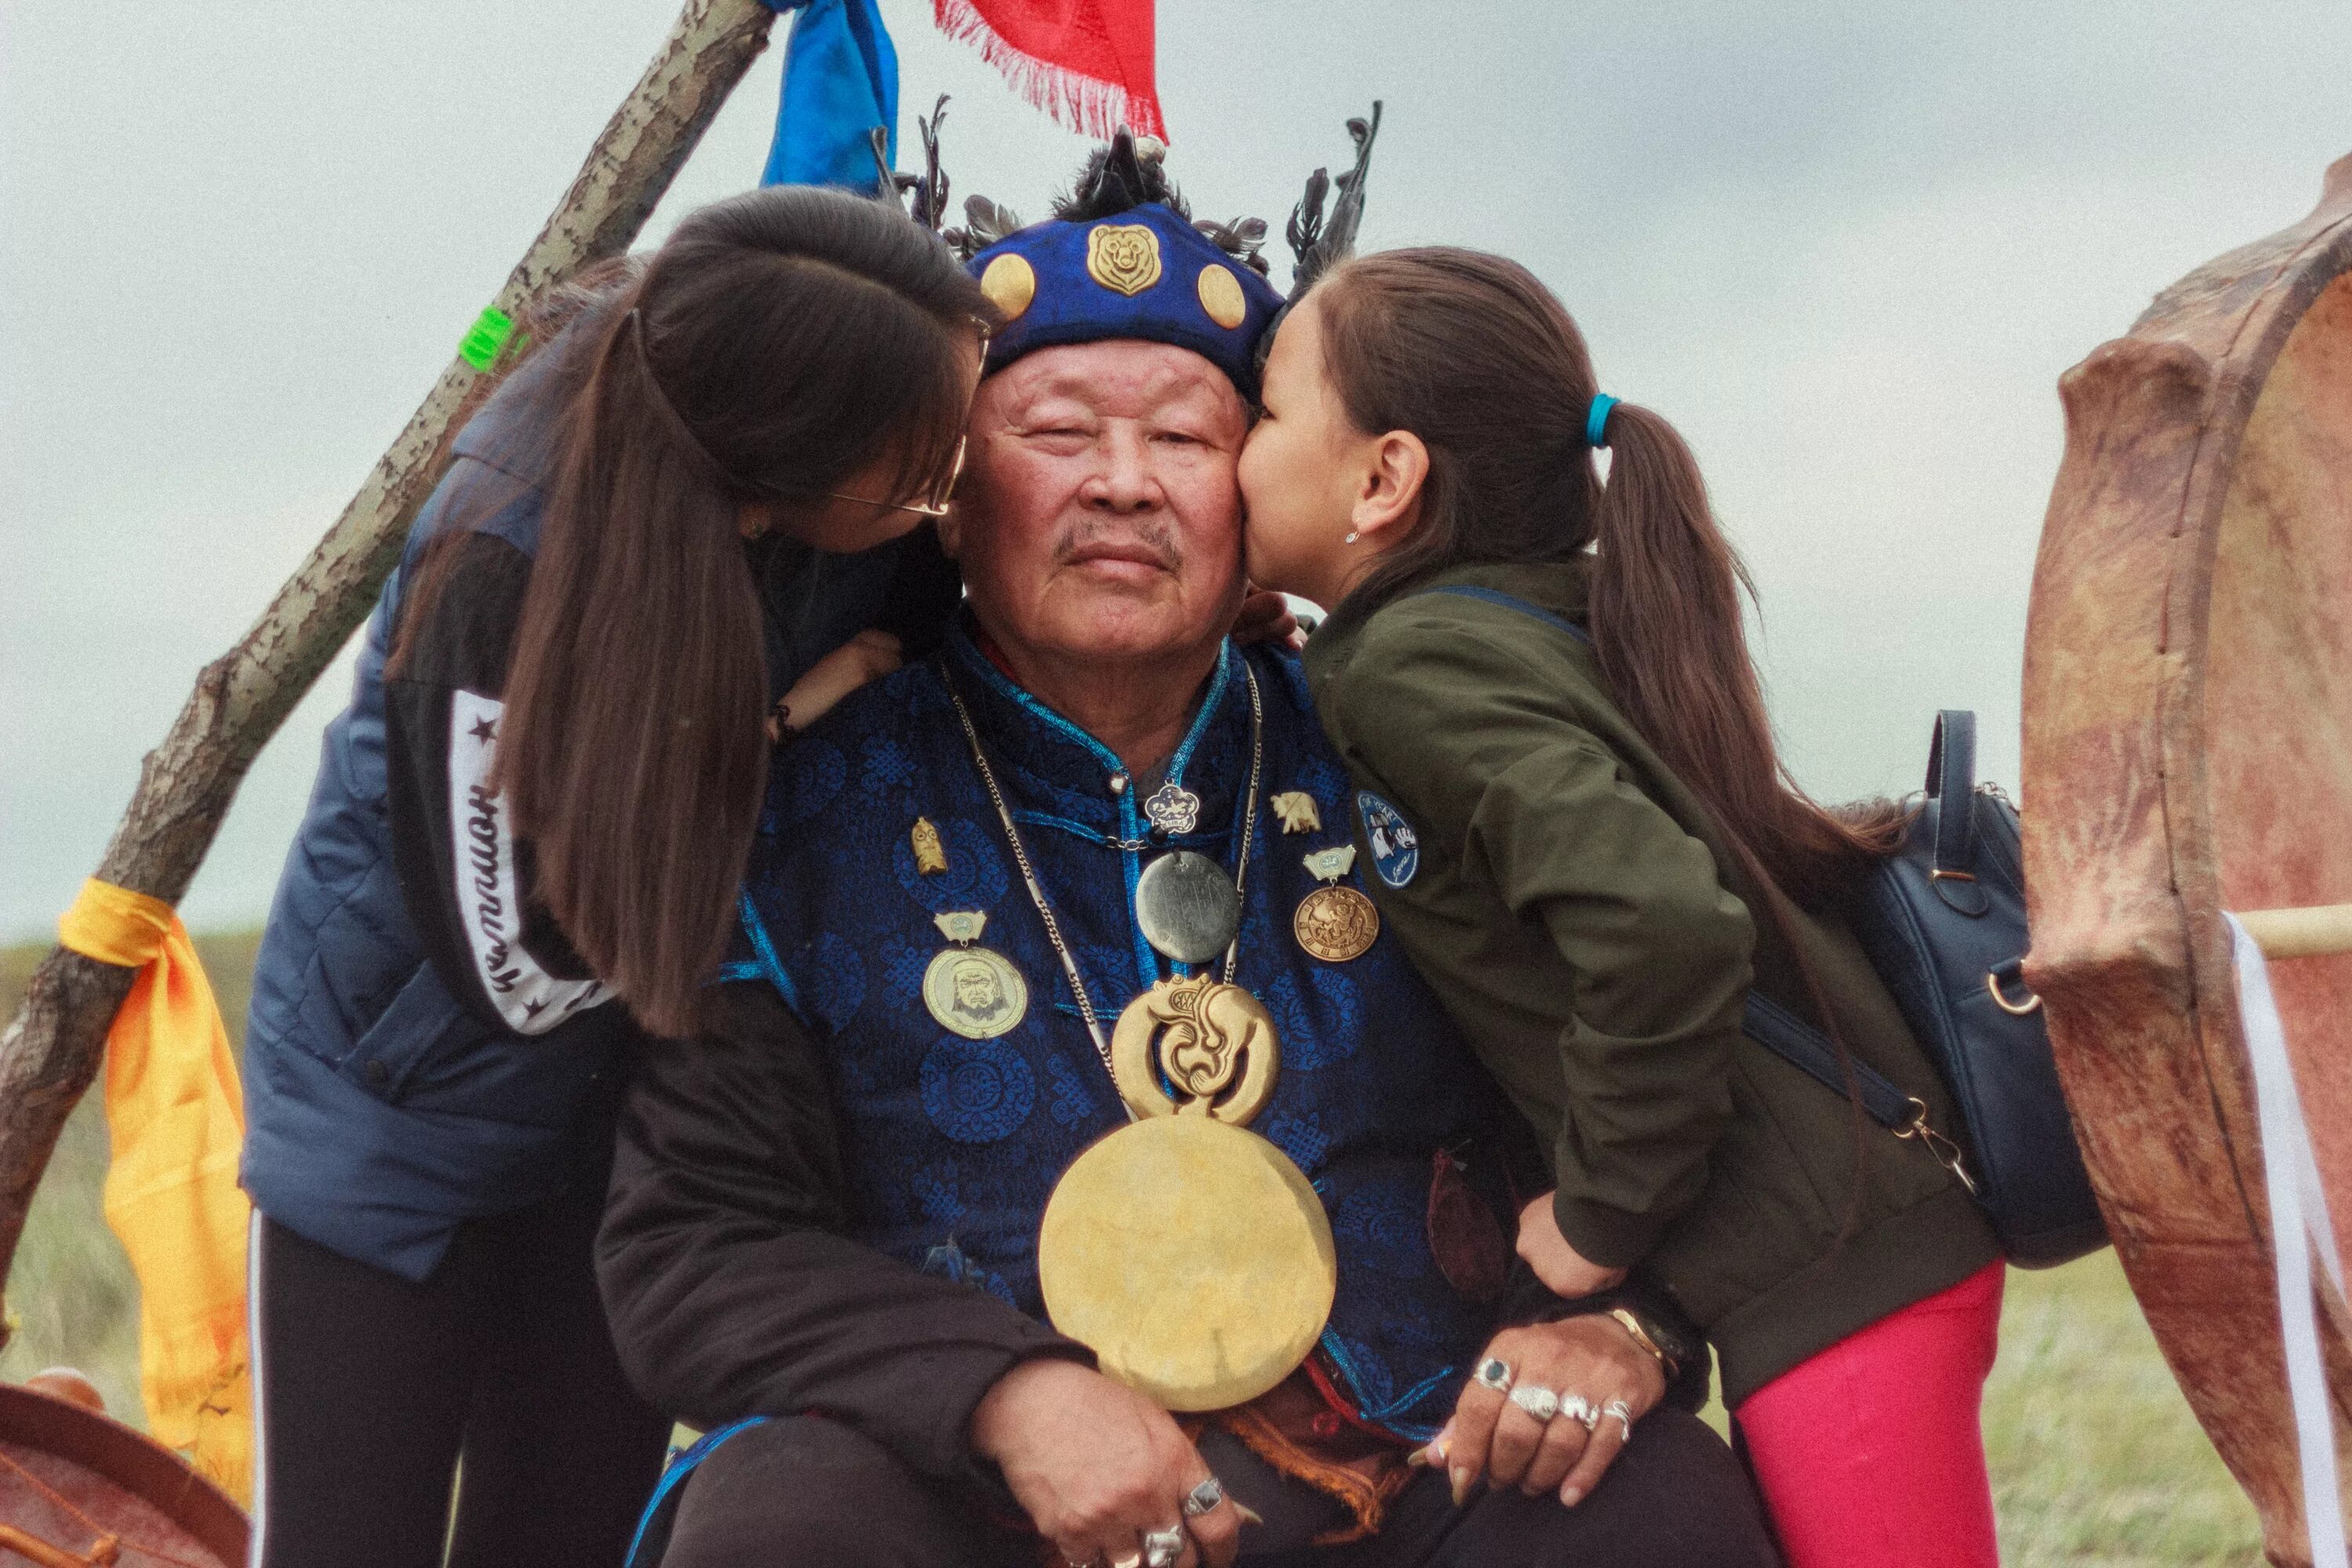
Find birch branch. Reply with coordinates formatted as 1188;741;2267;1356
0;0;780;1338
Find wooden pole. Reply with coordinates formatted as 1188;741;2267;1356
0;0;780;1342
2237;904;2352;960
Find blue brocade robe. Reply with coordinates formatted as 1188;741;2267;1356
731;624;1530;1437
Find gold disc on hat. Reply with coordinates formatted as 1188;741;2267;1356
980;252;1036;321
1196;263;1248;329
1294;884;1380;963
1039;1114;1336;1410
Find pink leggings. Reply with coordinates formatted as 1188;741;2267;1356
1733;1261;2005;1568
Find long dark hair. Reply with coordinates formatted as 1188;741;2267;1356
401;187;990;1037
1314;248;1903;909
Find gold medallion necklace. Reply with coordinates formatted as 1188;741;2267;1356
941;659;1337;1412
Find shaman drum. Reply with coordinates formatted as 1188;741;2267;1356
0;1381;246;1567
2023;151;2352;1562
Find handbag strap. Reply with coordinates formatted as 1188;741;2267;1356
1740;992;1912;1130
1742;990;1976;1191
1414;585;1595;645
1926;710;1976;874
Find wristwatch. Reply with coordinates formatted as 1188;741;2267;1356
1606;1306;1697;1381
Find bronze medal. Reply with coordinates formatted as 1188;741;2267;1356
1294;846;1378;962
922;911;1028;1040
1038;975;1335;1411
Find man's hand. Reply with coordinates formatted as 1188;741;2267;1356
1425;1313;1668;1508
1232;587;1302;649
1516;1190;1628;1299
971;1359;1240;1567
771;630;902;741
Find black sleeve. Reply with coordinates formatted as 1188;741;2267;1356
383;526;612;1035
596;980;1092;1483
869;521;964;661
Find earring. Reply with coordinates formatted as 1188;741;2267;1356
1345;531;1360;545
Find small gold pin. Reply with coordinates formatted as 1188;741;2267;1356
1270;792;1322;834
912;817;949;876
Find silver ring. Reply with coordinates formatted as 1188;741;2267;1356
1603;1397;1634;1441
1473;1356;1515;1394
1181;1476;1225;1517
1111;1555;1142;1568
1142;1525;1186;1568
1507;1383;1561;1422
1560;1393;1597;1431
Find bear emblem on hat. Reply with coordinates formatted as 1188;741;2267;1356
1087;223;1163;296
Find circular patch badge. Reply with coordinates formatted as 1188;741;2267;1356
1356;792;1421;888
922;945;1029;1040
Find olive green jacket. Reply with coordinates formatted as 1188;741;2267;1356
1301;561;1998;1404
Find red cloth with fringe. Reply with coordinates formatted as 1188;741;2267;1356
934;0;1166;140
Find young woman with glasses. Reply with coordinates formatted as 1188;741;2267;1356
238;186;993;1568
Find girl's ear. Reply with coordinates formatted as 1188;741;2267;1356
1350;429;1430;546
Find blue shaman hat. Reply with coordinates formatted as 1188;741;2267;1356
967;201;1285;398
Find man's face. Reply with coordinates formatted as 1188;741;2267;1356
953;962;1002;1016
943;340;1250;670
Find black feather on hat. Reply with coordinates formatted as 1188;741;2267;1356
1285;102;1382;300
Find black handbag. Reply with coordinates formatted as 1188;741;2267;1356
1742;712;2107;1267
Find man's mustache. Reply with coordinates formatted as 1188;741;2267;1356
1054;519;1182;572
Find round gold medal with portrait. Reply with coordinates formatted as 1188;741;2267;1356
922;911;1028;1040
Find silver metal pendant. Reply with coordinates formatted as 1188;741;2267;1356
1134;850;1242;964
1143;781;1203;835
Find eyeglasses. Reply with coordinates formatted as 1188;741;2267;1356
825;432;968;519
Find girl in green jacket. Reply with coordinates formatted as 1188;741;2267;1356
1236;247;2004;1568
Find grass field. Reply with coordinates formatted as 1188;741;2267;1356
0;935;2266;1562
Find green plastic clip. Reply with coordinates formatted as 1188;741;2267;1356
459;306;519;371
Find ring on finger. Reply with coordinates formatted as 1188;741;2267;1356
1507;1383;1562;1422
1559;1394;1597;1432
1603;1397;1634;1441
1111;1555;1143;1568
1181;1476;1225;1517
1474;1356;1515;1394
1142;1524;1187;1568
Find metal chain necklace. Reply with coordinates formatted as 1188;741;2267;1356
939;658;1266;1083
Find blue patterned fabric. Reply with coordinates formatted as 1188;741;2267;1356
735;622;1530;1437
967;203;1285;398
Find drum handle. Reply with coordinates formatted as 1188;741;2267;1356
0;1522;119;1568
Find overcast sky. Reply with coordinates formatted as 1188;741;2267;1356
4;1;2349;940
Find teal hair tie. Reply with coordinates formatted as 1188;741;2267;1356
1585;394;1619;448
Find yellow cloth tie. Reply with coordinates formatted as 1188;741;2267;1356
58;878;252;1505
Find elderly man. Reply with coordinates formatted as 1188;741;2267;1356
598;145;1775;1568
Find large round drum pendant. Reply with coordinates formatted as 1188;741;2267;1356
1039;1116;1338;1410
1134;850;1242;964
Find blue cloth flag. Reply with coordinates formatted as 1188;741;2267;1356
760;0;898;190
